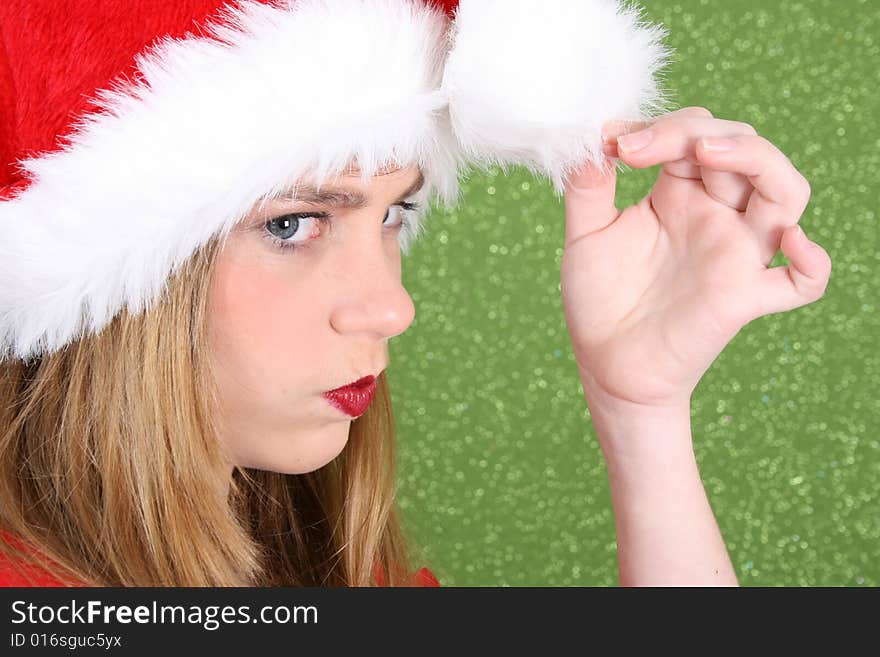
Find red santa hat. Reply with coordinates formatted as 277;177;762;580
0;0;673;361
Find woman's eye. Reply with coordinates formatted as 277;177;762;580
266;214;316;242
261;202;420;254
382;206;405;228
384;202;420;230
262;213;325;252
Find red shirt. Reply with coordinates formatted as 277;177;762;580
0;530;77;586
0;529;439;587
411;567;440;587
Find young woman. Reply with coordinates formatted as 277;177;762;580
0;0;830;586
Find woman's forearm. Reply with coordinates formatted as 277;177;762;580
583;384;739;586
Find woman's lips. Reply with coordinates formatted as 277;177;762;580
323;375;377;417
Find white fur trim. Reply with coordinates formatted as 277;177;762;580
0;0;461;361
443;0;675;193
1;0;674;362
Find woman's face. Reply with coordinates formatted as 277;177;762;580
206;165;423;475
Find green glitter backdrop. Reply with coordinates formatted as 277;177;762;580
390;0;879;586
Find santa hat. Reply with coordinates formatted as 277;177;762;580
0;0;673;362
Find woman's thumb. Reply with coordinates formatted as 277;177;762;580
563;157;620;244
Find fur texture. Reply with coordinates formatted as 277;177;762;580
0;0;673;361
0;0;234;192
443;0;676;193
0;0;461;361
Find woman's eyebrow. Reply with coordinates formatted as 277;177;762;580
276;170;425;209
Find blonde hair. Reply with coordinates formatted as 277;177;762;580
0;234;417;586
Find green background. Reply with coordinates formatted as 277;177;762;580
390;0;879;586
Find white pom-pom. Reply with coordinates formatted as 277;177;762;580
442;0;675;194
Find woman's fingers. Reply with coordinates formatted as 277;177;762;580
563;108;717;243
605;114;757;165
609;115;759;213
605;113;814;268
596;107;830;327
563;157;621;244
600;105;715;145
694;134;814;266
602;107;716;180
751;224;832;318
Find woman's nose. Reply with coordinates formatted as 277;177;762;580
328;241;416;340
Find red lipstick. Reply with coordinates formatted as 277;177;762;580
323;375;377;417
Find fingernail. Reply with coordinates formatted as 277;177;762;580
617;129;653;152
795;224;819;249
701;137;737;152
796;225;816;247
601;121;627;142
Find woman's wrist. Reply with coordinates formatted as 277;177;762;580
603;444;738;586
578;366;694;459
578;368;738;586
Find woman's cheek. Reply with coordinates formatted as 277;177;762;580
221;258;329;374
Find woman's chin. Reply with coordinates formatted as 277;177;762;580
238;421;352;475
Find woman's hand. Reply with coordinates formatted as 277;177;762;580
561;106;832;409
